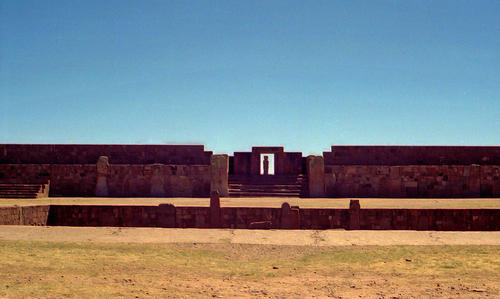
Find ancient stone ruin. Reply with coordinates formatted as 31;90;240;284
1;144;499;231
1;144;499;198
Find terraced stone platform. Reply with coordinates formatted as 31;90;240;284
0;183;48;199
228;174;308;197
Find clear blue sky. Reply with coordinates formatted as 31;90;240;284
1;1;499;155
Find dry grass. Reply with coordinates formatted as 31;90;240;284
0;241;498;298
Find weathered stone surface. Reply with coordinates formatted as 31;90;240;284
0;206;49;225
323;165;500;198
280;202;291;229
0;163;210;197
210;154;229;197
248;221;273;229
96;156;109;197
210;191;221;228
325;145;500;165
157;204;176;227
1;144;500;199
150;163;166;197
0;144;212;165
27;204;500;231
349;200;360;230
307;155;325;197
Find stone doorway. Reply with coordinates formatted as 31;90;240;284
260;154;275;175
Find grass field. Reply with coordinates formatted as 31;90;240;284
0;241;498;298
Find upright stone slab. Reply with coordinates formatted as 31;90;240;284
96;156;109;197
210;191;221;228
349;199;360;230
281;202;300;229
307;155;325;197
280;202;291;229
210;154;229;197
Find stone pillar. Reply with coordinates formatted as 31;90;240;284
280;202;291;229
307;155;325;197
210;191;221;228
96;156;109;197
281;202;300;229
348;199;360;230
150;163;166;197
210;154;229;197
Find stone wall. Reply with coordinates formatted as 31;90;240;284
0;163;210;197
356;209;498;230
325;146;500;165
232;147;303;175
324;165;500;198
2;144;499;199
2;202;495;231
0;205;49;225
481;166;500;197
0;144;212;165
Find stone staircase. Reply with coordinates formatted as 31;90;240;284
0;182;50;199
229;174;307;197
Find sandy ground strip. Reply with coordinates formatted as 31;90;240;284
0;226;499;246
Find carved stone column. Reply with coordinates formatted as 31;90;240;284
307;155;325;197
96;156;109;197
210;154;229;197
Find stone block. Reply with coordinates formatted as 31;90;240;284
96;156;109;196
210;191;221;228
349;200;360;230
210;154;229;197
307;155;325;197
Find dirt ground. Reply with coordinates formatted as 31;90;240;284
1;196;499;298
1;226;500;246
1;196;500;209
0;237;498;298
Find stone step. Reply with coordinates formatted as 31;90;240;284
0;194;38;198
229;175;306;182
228;183;302;188
0;183;44;199
229;187;302;192
228;192;300;197
0;186;41;189
229;190;301;194
0;183;43;187
0;190;39;194
228;174;307;197
0;189;40;193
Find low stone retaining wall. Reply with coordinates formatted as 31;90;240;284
0;199;498;231
0;205;50;225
